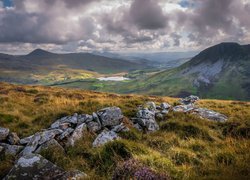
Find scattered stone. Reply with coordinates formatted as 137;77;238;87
173;104;195;112
59;128;74;140
7;132;20;145
20;133;41;155
136;108;155;120
0;143;23;155
0;127;10;141
77;114;93;125
35;139;64;153
67;123;87;146
193;108;228;122
180;95;199;105
39;129;63;145
59;123;71;130
87;121;101;132
97;107;123;127
111;123;129;133
4;153;83;180
19;135;34;145
50;114;78;129
93;130;120;147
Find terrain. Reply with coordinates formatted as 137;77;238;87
101;43;250;101
0;82;249;179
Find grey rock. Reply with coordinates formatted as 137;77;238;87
67;123;87;146
35;139;64;153
7;132;20;145
133;123;143;131
180;95;199;105
59;128;74;140
132;117;159;132
93;130;120;147
97;107;123;127
93;112;102;127
0;127;9;141
39;129;63;145
50;114;78;129
193;108;228;122
19;135;34;145
77;114;93;125
0;143;24;155
173;104;195;112
136;108;155;119
59;123;71;130
145;101;156;111
63;170;87;179
161;102;171;110
111;123;129;133
87;121;101;132
20;133;41;155
4;153;83;180
155;112;164;120
161;109;169;114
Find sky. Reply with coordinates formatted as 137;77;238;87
0;0;249;54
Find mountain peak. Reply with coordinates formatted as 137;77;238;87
27;49;54;56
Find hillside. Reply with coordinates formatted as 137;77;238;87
0;49;149;84
112;43;250;101
0;82;249;179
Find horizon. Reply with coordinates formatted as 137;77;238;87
0;0;249;54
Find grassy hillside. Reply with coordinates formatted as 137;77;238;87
0;82;249;179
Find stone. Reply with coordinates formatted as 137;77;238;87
50;114;78;129
77;114;93;125
161;102;171;110
0;127;10;141
4;153;84;180
97;107;123;127
59;128;74;140
193;108;228;122
87;121;101;132
59;123;71;130
136;108;155;119
39;129;63;145
35;139;64;153
132;117;159;132
93;130;120;147
173;104;195;112
19;135;34;145
180;95;199;105
155;112;164;120
7;132;20;145
20;133;41;155
133;123;143;131
0;143;24;155
67;123;87;146
93;112;102;127
145;101;156;111
0;146;4;154
111;123;129;133
63;170;87;179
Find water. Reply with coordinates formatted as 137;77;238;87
97;76;130;81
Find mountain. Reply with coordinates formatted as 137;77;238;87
0;49;150;84
113;42;250;100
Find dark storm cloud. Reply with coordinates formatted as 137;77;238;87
129;0;168;30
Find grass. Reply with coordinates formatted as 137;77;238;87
0;82;249;179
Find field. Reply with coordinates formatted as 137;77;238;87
0;82;249;179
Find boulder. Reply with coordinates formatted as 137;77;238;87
4;153;86;180
173;104;195;112
133;123;143;131
20;133;41;155
77;114;93;125
87;121;101;132
145;101;156;111
136;108;155;120
50;114;78;129
0;127;10;141
111;123;129;133
67;123;87;146
59;128;74;140
35;139;64;153
0;143;24;155
19;135;34;145
7;132;20;145
133;118;159;132
193;108;228;122
180;95;199;105
97;107;123;127
39;129;63;145
160;102;171;110
93;130;120;147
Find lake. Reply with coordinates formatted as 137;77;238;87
97;76;130;81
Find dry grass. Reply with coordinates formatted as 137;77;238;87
0;82;249;179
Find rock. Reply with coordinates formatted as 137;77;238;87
77;114;93;125
145;101;156;111
173;104;195;112
35;139;64;153
132;118;159;132
160;102;171;110
87;121;101;132
180;95;199;105
59;128;74;140
111;123;129;133
193;108;228;122
93;112;102;127
7;132;20;145
97;107;123;127
19;135;34;145
133;123;143;131
5;153;84;180
0;143;24;155
161;109;169;114
63;170;87;179
39;129;63;145
67;123;87;146
20;133;41;155
155;112;164;120
93;130;120;147
136;108;155;119
59;123;71;130
0;146;4;154
0;127;10;141
50;114;78;129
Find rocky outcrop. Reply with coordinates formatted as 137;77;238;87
0;127;10;141
193;108;228;122
92;129;120;147
97;107;124;127
4;153;86;180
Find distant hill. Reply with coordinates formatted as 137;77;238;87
113;42;250;100
0;49;150;84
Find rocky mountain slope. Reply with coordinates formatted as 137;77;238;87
0;82;249;179
114;43;250;100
